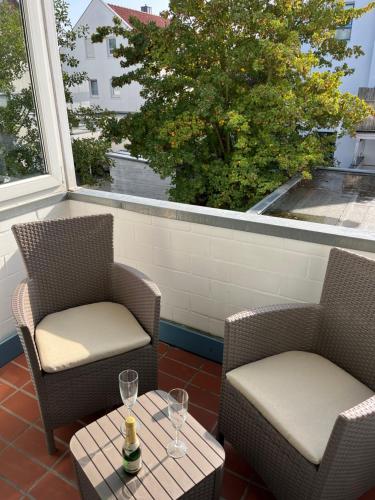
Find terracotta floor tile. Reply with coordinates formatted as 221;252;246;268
0;479;22;500
221;470;249;500
12;353;28;369
189;403;217;433
22;381;36;397
166;347;204;368
0;408;29;442
191;371;222;394
159;357;198;382
360;487;375;500
54;421;83;444
0;446;46;491
14;427;66;467
30;472;79;500
201;359;222;377
0;363;30;387
158;371;187;393
54;452;77;483
3;391;40;422
158;342;170;355
185;384;220;413
0;380;16;402
224;441;254;479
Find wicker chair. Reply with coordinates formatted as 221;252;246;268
11;214;160;454
218;248;375;500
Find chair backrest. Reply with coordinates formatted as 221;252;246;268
12;214;114;324
318;248;375;391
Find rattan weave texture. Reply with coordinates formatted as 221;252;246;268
219;248;375;499
11;214;161;454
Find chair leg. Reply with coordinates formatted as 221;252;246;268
45;427;57;455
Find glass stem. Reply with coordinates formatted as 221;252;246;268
175;428;179;447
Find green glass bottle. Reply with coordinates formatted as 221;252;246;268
122;416;142;474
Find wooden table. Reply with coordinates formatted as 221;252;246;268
70;390;225;499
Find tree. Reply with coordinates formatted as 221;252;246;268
0;0;115;185
93;0;375;211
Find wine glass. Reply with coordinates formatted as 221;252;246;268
167;388;188;458
119;369;138;434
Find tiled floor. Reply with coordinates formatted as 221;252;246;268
0;344;374;500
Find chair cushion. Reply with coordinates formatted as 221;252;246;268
226;351;374;464
35;302;151;373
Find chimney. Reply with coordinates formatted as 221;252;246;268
141;5;152;13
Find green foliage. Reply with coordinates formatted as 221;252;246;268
93;0;375;210
72;137;112;185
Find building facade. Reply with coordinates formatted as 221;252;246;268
65;0;166;114
334;0;375;167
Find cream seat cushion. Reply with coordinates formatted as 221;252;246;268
35;302;151;373
226;351;374;465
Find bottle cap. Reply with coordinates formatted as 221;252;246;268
125;416;136;427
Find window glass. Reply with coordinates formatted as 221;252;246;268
85;37;95;58
107;38;116;55
111;81;121;97
0;0;46;185
336;2;354;41
89;79;99;96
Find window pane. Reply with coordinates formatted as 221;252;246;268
108;38;116;55
0;0;46;185
336;27;352;40
90;79;99;96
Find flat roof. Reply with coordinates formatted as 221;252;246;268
264;169;375;230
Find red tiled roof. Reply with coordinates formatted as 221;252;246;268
108;3;168;28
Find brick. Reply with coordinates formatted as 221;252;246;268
172;308;210;333
153;248;191;272
308;256;328;282
279;277;323;302
134;224;170;248
152;216;191;231
170;231;209;256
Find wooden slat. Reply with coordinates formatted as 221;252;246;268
75;427;127;500
148;391;225;467
70;435;114;499
153;390;225;462
97;414;171;500
70;391;226;499
139;393;215;477
115;405;196;492
106;410;184;499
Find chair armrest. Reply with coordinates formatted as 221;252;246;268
11;279;42;373
111;262;161;342
223;303;322;373
318;396;375;497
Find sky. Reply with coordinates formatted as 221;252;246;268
68;0;170;25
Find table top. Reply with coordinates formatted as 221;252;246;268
70;390;225;499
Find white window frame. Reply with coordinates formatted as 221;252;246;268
89;79;99;98
110;80;121;98
0;0;76;206
107;37;116;57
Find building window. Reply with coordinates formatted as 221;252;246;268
89;79;99;97
336;2;354;41
85;37;95;58
0;0;46;186
111;80;121;98
107;37;116;56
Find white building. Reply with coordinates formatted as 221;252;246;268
65;0;167;114
334;0;375;167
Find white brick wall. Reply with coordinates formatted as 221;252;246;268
66;199;375;338
0;201;71;343
1;198;373;342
